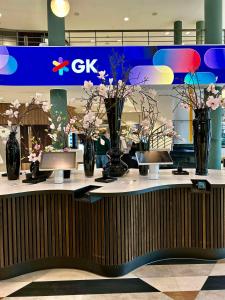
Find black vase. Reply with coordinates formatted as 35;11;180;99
103;98;128;177
138;143;149;176
193;108;211;175
30;161;52;179
6;131;20;180
139;165;149;176
83;138;95;177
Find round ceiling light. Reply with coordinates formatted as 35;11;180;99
51;0;70;18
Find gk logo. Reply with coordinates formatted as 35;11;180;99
71;59;98;74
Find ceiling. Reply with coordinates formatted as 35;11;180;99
0;0;211;31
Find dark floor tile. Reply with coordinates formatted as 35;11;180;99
149;258;216;265
8;278;158;297
202;276;225;290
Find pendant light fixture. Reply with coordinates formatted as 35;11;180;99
50;0;70;18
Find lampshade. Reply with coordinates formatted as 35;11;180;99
50;0;70;18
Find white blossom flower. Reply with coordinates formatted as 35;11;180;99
98;84;107;97
57;116;62;122
42;102;51;112
7;120;12;127
98;70;107;80
83;80;93;89
50;123;55;130
57;124;62;132
11;99;21;109
5;109;13;117
13;111;19;118
109;78;113;85
118;80;123;86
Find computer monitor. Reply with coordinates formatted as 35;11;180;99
40;152;76;183
135;150;173;179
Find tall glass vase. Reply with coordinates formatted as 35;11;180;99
6;131;20;180
103;98;128;177
193;108;211;175
83;138;95;177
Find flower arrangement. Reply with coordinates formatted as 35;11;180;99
27;136;42;163
172;75;223;111
122;88;179;151
2;94;51;132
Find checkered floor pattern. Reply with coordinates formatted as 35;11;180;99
2;258;225;299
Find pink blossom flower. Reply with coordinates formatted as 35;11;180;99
180;102;189;110
206;96;220;110
34;144;41;151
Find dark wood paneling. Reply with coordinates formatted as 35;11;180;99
0;187;225;276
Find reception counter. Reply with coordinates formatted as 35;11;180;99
1;169;225;279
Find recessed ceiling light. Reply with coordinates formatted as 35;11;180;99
117;39;121;42
152;12;158;16
124;17;129;21
0;13;2;18
185;31;190;35
165;32;170;36
182;42;185;45
90;39;95;43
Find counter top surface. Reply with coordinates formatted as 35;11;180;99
1;168;225;197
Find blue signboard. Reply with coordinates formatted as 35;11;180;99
0;45;225;86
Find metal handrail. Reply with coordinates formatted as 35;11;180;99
0;28;215;46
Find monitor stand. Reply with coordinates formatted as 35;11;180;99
149;164;160;180
54;170;64;184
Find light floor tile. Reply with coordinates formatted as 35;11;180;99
210;264;225;276
217;259;225;264
132;265;173;278
5;293;171;300
35;269;136;282
197;290;225;300
1;270;49;283
132;264;214;278
142;276;207;292
0;282;29;297
169;264;214;277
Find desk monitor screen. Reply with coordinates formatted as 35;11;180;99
136;150;173;165
39;152;76;171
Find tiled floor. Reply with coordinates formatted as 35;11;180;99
2;258;225;299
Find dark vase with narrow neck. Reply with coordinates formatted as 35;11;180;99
103;98;128;177
83;138;95;177
193;108;211;176
138;142;149;176
6;131;20;180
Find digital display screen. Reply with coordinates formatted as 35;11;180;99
39;152;76;170
136;151;173;165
